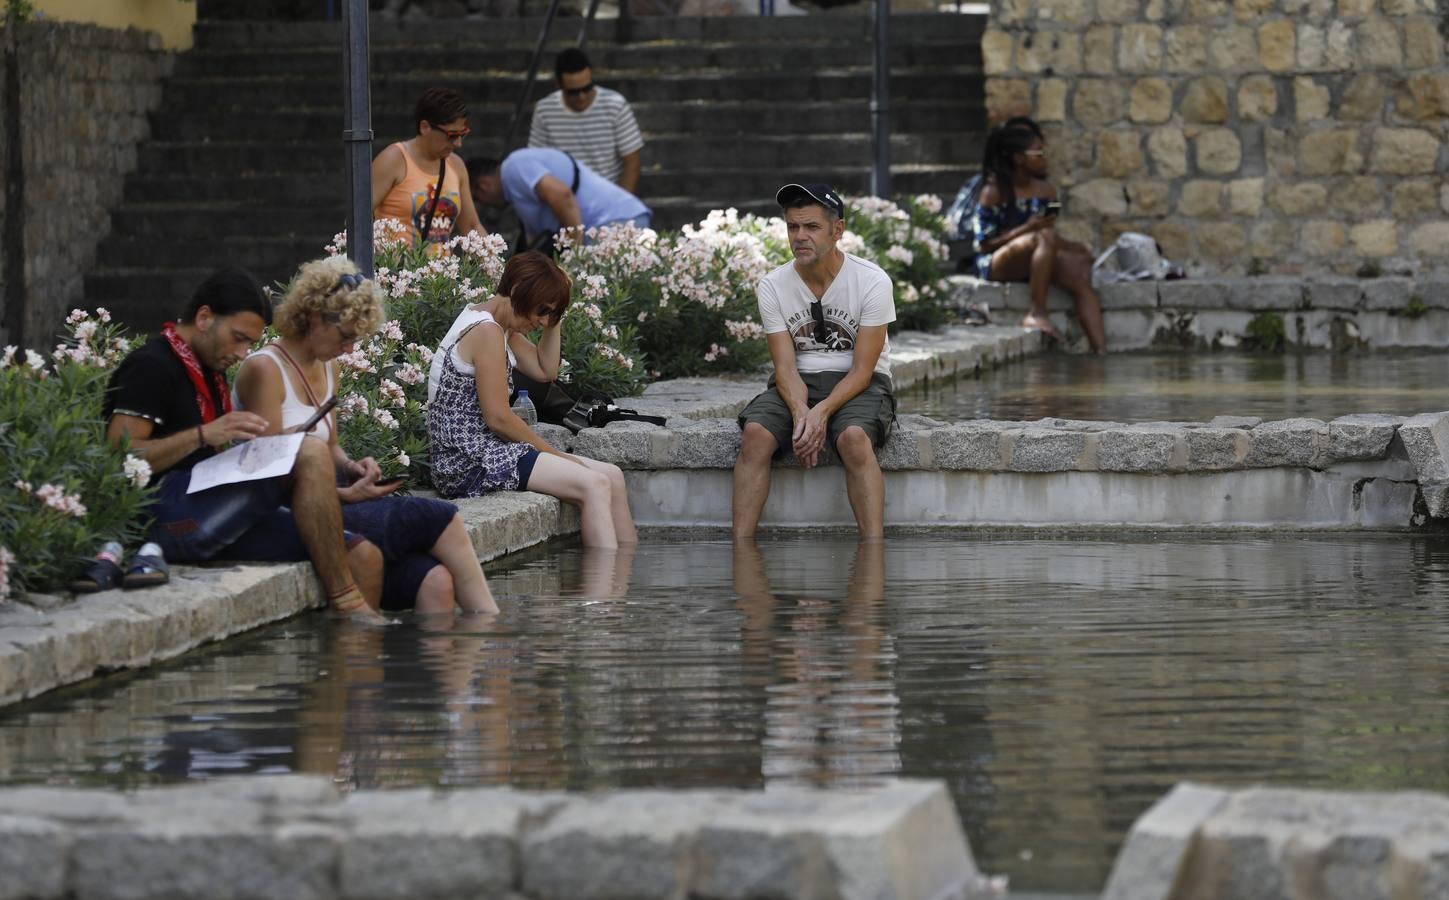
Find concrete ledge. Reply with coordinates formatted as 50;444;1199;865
0;776;991;900
951;275;1449;350
1103;783;1449;900
0;492;578;708
627;324;1043;422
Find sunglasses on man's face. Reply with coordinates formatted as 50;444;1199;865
562;82;596;97
810;300;829;345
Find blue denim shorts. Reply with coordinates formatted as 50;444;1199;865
146;469;362;563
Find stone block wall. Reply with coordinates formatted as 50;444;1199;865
0;20;171;348
982;0;1449;276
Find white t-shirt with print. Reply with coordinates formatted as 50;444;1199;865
757;252;895;379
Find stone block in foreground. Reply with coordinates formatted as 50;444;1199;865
1103;783;1449;900
1397;411;1449;482
0;777;989;900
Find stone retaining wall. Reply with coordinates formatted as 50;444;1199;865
0;776;990;900
981;0;1449;277
1103;782;1449;900
0;19;171;347
572;406;1449;529
953;273;1449;350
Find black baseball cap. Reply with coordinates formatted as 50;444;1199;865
776;182;845;219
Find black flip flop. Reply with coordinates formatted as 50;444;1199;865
123;553;169;589
71;558;122;593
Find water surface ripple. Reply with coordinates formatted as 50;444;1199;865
3;535;1448;891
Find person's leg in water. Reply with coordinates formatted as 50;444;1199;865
1053;239;1107;354
989;227;1064;342
289;437;383;619
732;422;780;540
564;455;636;544
425;513;499;613
525;453;623;548
836;425;886;539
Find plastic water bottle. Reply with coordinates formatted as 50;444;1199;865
512;389;538;426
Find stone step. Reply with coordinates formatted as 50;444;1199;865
108;202;343;238
95;235;327;273
135;131;971;174
83;267;219;331
159;67;980;109
174;38;981;78
147;98;985;143
190;14;986;50
120;159;979;206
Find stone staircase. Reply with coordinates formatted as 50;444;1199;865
85;13;986;329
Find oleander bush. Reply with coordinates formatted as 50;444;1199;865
0;311;155;600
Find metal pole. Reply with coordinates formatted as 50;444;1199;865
2;10;26;347
342;0;374;276
502;0;563;152
576;0;603;49
869;0;891;199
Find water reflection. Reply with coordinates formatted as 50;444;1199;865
733;540;901;782
2;536;1449;892
901;351;1449;422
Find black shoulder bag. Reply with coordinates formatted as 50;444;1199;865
413;157;448;249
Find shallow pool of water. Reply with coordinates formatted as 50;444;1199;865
3;535;1449;891
900;351;1449;423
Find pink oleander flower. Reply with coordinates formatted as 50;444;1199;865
96;308;111;323
339;395;370;420
371;408;399;430
66;308;88;325
913;194;943;215
395;363;425;386
703;343;729;363
123;454;152;488
381;320;405;342
886;245;915;266
35;483;87;518
379;379;407;406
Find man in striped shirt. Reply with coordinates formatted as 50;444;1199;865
529;47;644;194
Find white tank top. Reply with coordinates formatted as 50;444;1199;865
233;345;336;443
427;305;515;403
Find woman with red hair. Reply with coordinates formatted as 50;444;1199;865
427;251;637;548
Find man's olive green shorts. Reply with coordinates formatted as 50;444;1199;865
737;370;897;457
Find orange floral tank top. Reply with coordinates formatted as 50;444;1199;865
375;141;463;250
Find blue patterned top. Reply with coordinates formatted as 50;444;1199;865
971;196;1055;280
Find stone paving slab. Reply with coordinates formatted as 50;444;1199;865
1102;782;1449;900
0;492;577;708
950;275;1449;350
0;777;992;900
629;324;1042;421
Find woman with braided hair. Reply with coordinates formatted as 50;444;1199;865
970;118;1107;354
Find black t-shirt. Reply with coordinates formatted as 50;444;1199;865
104;335;225;474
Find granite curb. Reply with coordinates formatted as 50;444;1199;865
0;776;993;900
0;491;577;708
1102;782;1449;900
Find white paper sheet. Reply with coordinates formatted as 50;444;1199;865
186;433;306;494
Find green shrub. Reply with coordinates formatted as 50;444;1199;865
0;311;155;600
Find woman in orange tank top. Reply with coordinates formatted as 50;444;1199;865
371;87;487;250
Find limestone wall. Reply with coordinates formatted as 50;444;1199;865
981;0;1449;277
0;19;170;348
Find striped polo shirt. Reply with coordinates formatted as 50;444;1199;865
528;87;645;184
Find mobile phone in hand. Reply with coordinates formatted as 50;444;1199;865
376;476;405;488
1045;200;1063;217
298;396;339;433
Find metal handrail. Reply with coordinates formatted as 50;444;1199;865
500;0;607;154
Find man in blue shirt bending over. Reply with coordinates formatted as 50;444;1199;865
468;148;651;254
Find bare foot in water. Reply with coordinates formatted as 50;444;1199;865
1021;313;1064;342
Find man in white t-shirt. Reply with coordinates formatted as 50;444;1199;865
529;48;644;193
733;182;897;539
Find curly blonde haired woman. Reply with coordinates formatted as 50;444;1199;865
234;257;498;616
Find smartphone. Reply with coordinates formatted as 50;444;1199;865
298;396;339;433
1045;200;1063;217
376;476;405;488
